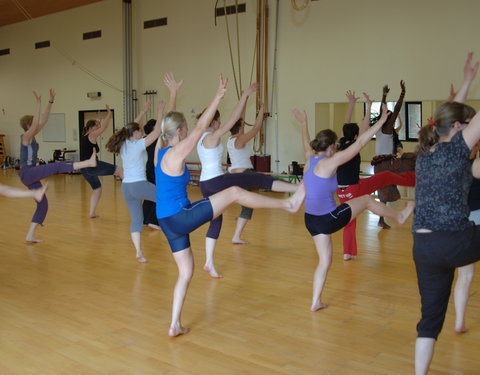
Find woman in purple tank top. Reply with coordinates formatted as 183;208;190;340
293;105;414;312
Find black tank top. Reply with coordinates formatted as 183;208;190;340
80;135;99;161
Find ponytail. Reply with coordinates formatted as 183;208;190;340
105;122;140;154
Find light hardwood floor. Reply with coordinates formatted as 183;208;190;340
0;168;479;374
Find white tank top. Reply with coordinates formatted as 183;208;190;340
197;131;225;181
375;129;394;155
227;136;253;172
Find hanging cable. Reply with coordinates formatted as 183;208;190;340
235;0;242;94
9;0;33;21
291;0;310;11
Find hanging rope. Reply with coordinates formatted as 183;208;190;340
223;0;240;99
52;44;124;93
235;0;243;94
9;0;32;21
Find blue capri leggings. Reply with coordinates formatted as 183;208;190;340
80;160;116;190
158;198;214;252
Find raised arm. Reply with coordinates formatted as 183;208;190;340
328;104;389;169
164;72;183;113
22;91;42;146
134;101;151;125
359;92;373;136
454;52;479;103
382;80;405;134
234;102;265;149
145;101;165;147
203;82;258;147
37;89;55;133
448;83;457;102
344;90;359;124
89;105;112;140
292;108;313;159
167;75;228;163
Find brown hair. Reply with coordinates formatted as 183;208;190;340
105;122;140;154
310;129;338;152
19;115;33;131
82;119;99;136
230;118;243;135
417;102;476;154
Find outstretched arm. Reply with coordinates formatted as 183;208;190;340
329;104;389;169
167;75;228;164
455;52;479;103
292;109;313;159
22;91;42;146
359;92;373;136
145;101;165;147
344;90;359;124
448;83;457;102
234;102;265;149
37;89;55;132
164;72;183;113
203;83;258;149
134;101;151;125
383;80;405;134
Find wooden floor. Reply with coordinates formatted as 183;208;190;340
0;168;479;375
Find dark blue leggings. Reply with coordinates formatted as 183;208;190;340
19;163;74;224
199;172;275;239
413;226;480;339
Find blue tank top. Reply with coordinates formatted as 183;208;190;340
303;155;338;215
155;146;191;219
20;135;39;168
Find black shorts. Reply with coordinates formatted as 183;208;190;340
304;203;352;236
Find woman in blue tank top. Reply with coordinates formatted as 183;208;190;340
292;105;414;313
154;75;306;337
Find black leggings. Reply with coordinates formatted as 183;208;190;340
413;225;480;339
199;172;275;239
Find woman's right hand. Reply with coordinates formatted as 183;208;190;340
216;74;228;100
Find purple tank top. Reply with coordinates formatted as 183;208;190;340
303;155;338;215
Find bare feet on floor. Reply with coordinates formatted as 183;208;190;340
169;325;190;337
25;237;43;243
455;325;468;334
343;254;356;261
89;214;99;219
136;255;148;263
232;237;249;245
203;265;223;279
147;223;162;231
310;301;329;312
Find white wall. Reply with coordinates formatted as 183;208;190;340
1;0;480;170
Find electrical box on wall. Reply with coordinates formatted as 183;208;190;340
87;91;101;98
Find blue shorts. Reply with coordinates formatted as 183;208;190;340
304;203;352;236
158;198;214;252
81;160;116;190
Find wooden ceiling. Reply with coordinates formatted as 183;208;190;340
0;0;102;27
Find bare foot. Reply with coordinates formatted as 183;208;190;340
88;150;98;168
169;325;190;337
232;237;249;245
147;223;162;231
136;255;148;263
26;237;43;243
287;183;306;213
343;254;356;261
203;265;223;279
398;202;415;225
34;182;49;202
89;214;99;219
310;302;329;312
455;325;468;334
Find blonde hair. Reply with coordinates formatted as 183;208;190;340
160;111;186;148
20;115;33;131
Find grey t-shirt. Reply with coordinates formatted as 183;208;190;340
413;131;472;231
